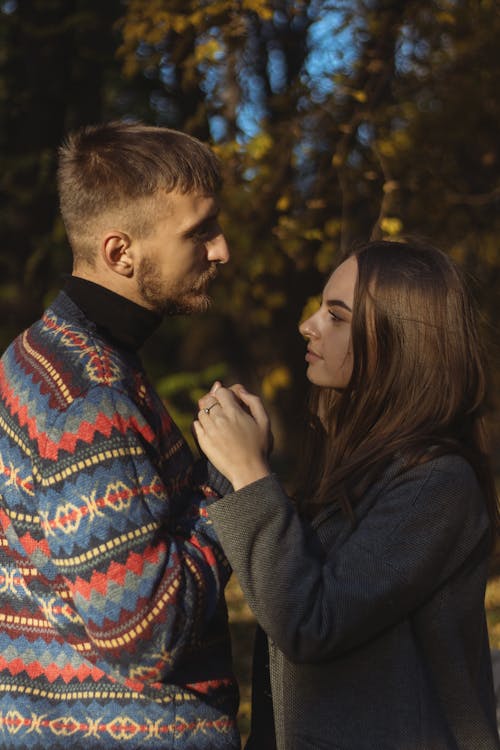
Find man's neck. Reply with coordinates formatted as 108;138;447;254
64;276;162;351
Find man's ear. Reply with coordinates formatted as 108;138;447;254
101;232;134;277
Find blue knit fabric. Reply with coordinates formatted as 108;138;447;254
0;292;240;748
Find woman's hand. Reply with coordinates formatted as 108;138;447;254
193;384;272;491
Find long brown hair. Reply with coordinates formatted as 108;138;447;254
296;240;499;538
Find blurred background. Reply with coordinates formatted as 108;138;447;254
1;0;499;739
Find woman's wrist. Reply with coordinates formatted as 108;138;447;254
230;461;271;491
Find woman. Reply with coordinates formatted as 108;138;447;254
194;240;500;750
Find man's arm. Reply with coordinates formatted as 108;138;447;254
32;383;231;687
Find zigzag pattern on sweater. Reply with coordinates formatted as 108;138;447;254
0;292;239;748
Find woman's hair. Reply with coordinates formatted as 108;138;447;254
296;239;499;538
57;120;221;266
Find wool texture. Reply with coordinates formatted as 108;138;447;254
0;292;239;749
209;465;499;750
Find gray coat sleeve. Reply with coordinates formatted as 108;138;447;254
207;455;490;663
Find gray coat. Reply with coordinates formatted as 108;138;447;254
208;455;499;749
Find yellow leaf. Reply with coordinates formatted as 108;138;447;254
316;241;337;273
303;228;323;241
194;38;224;64
324;219;342;237
436;11;456;24
377;139;397;158
276;195;291;211
247;132;273;160
352;90;367;103
299;295;321;324
262;366;292;401
306;199;326;210
380;217;403;236
382;180;399;194
243;0;274;20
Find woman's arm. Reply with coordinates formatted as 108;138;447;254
207;457;490;664
193;386;490;663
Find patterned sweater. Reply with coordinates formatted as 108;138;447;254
0;291;240;749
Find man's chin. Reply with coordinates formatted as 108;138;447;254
163;293;212;316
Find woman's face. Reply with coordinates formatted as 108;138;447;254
299;256;357;389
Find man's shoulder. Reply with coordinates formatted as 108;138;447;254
1;292;142;408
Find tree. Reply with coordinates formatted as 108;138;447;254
119;0;500;463
1;0;498;464
0;0;150;348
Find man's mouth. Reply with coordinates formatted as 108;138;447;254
196;267;218;290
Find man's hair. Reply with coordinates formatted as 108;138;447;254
296;239;499;537
57;121;222;266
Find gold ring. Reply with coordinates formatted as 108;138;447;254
203;402;219;414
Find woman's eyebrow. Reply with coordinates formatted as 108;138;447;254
325;298;352;312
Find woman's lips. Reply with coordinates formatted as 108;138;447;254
305;347;322;362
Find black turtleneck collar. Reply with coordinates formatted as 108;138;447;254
64;276;162;351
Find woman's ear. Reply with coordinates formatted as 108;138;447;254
101;231;134;277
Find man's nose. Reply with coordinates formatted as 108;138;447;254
207;233;230;264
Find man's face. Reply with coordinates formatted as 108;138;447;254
136;190;229;315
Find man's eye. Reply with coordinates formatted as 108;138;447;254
193;229;210;241
192;221;219;242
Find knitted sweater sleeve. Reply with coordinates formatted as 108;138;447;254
32;383;231;686
207;457;490;663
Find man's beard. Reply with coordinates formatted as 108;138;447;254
137;258;217;315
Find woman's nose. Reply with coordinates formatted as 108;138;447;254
299;315;318;339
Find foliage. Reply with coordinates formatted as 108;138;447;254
118;0;500;461
0;0;152;347
1;4;499;737
0;0;499;464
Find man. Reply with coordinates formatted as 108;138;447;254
0;122;239;748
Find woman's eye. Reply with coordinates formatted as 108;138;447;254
328;310;342;322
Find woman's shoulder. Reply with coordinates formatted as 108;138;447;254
351;453;490;565
382;451;479;489
373;452;485;525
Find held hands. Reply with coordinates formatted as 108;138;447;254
193;383;272;491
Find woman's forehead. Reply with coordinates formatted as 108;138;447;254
324;256;358;306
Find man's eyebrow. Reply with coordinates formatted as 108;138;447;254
325;298;352;312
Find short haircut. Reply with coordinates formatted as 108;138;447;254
57;121;222;266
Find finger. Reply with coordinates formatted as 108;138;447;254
210;387;239;409
198;394;219;411
210;380;222;394
233;389;269;428
225;384;250;414
229;383;250;398
197;407;213;424
191;419;202;446
192;419;203;440
198;390;213;408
